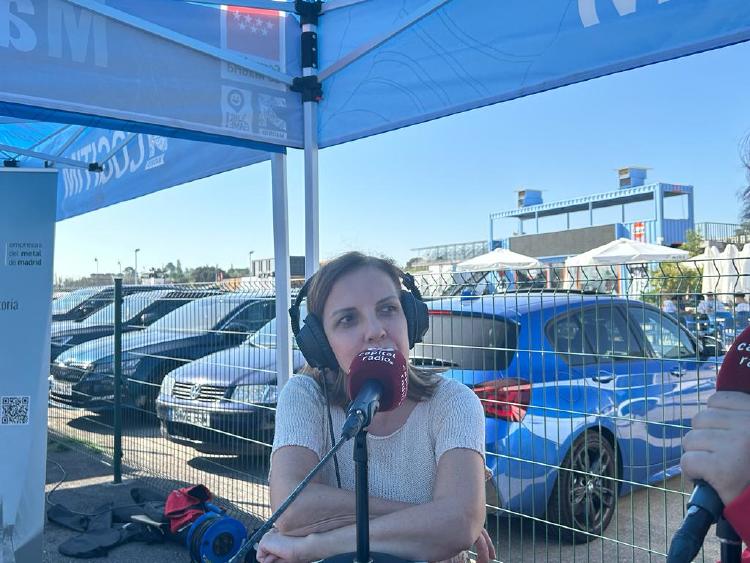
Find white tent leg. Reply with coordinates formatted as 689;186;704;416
272;153;292;389
304;100;320;279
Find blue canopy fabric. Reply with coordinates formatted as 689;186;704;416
317;0;750;147
0;0;302;150
3;0;750;217
0;121;271;220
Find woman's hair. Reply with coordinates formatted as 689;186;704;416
301;251;441;408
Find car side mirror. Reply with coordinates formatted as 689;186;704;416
223;323;248;339
140;313;159;325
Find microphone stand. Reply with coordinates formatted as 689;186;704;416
717;517;742;563
354;428;371;563
228;435;350;563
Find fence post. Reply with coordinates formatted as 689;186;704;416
113;278;123;484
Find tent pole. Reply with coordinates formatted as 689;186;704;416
304;101;319;278
272;153;292;389
298;7;321;279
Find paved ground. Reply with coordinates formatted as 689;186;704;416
46;406;725;563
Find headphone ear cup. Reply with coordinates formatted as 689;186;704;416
296;314;339;371
400;290;429;348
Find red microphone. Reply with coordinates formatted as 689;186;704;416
667;324;750;562
341;348;408;439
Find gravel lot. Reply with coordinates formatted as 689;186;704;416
46;406;723;563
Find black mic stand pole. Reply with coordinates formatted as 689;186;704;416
717;516;742;563
354;428;371;563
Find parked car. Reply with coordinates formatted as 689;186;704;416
156;312;306;457
411;291;721;543
49;294;276;413
49;289;218;361
51;285;172;321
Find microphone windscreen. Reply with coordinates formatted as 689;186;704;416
347;348;408;412
716;324;750;392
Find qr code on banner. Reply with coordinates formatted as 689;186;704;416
1;396;29;425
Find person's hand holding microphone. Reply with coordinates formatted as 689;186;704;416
681;391;750;507
668;325;750;561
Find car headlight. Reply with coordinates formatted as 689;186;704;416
70;361;95;373
120;358;141;377
162;373;176;397
231;384;278;405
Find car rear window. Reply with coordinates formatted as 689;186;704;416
412;312;518;371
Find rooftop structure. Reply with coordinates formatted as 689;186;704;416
490;168;695;260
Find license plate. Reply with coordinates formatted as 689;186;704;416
168;407;210;428
51;380;72;396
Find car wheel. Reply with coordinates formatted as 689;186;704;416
547;429;618;544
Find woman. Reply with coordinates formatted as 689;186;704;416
257;252;493;563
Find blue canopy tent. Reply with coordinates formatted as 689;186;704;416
0;120;271;220
3;1;750;558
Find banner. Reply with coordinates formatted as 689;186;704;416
0;169;56;562
0;120;272;220
0;0;302;149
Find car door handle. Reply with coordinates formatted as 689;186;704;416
670;367;687;377
592;371;614;383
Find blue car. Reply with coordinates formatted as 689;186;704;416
412;292;721;543
50;294;276;413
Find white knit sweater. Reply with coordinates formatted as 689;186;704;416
271;374;485;505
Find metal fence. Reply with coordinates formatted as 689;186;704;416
46;260;748;562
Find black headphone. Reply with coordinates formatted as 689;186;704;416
289;270;429;372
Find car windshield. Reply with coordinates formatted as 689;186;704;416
245;315;300;349
51;288;100;315
149;296;246;332
80;291;169;326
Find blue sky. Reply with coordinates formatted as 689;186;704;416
54;40;750;279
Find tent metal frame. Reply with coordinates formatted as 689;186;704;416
318;0;453;80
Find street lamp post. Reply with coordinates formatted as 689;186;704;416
134;248;140;284
94;257;99;274
248;250;254;277
118;261;122;275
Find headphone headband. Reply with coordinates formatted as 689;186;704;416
289;265;429;371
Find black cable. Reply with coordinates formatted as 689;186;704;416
321;373;342;489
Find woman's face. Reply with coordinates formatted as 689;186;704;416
322;266;409;373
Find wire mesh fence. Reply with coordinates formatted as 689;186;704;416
46;258;750;561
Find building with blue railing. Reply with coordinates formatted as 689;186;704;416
488;167;695;263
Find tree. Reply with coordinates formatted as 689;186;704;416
163;261;187;283
122;266;136;284
681;229;705;257
190;266;225;283
644;230;704;303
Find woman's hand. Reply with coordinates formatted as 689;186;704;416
473;528;496;563
256;528;313;563
681;391;750;505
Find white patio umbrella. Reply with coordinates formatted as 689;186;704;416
457;248;542;271
564;238;689;267
699;245;722;295
739;244;750;293
717;244;740;299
